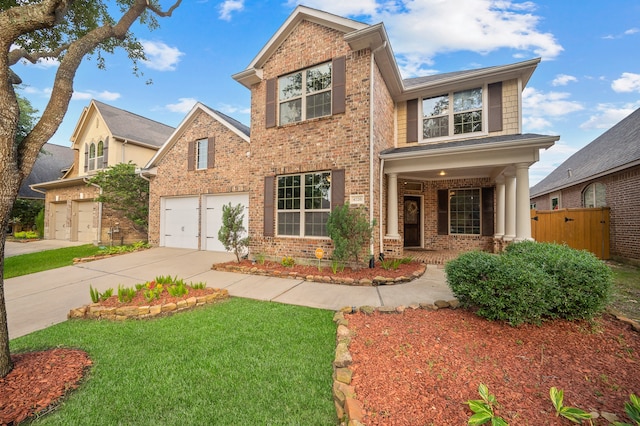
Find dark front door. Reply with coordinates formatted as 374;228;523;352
403;196;421;247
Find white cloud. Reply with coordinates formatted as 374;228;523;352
72;90;121;101
579;103;640;130
552;74;577;86
219;0;244;21
166;97;198;113
216;103;251;115
611;72;640;93
291;0;563;78
141;40;184;71
625;28;639;35
523;87;583;117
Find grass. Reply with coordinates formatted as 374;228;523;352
609;261;640;321
3;245;102;279
10;298;337;425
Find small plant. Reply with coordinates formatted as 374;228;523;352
549;387;592;424
381;258;402;271
143;284;164;302
13;230;39;239
217;202;250;263
191;282;206;290
89;285;113;303
155;275;177;285
254;252;266;265
117;285;136;303
466;383;508;425
281;256;295;267
331;259;344;274
167;281;189;297
326;202;375;267
613;394;640;426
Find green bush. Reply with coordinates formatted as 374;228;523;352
446;241;613;325
327;203;375;266
35;208;45;238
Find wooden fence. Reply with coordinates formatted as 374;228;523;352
530;207;610;259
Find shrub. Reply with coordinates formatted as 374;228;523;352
446;242;613;325
327;203;375;266
35;208;44;239
217;202;249;263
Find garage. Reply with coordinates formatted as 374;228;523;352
75;201;97;242
53;203;67;240
202;193;249;252
161;196;199;249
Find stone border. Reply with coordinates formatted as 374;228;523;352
68;289;229;321
211;263;427;286
331;299;459;425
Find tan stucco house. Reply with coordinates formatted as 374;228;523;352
32;100;174;245
147;6;559;261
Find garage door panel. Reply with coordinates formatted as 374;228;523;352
53;203;67;240
203;194;249;252
76;201;96;242
162;197;199;249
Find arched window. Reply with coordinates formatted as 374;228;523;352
88;143;96;171
582;182;606;208
97;141;104;169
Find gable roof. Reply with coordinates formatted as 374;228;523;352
145;102;250;169
20;143;74;199
72;100;174;149
530;107;640;197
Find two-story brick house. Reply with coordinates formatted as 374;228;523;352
32;100;174;245
147;6;558;262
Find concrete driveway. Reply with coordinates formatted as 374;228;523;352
5;247;454;339
5;240;88;257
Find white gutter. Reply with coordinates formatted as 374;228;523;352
370;41;387;260
83;178;103;245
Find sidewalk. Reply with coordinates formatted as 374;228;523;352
5;247;454;339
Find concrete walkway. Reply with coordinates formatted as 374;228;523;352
5;240;87;257
5;247;454;340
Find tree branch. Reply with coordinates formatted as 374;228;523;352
146;0;183;18
8;44;70;66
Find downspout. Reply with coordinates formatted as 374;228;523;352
379;158;385;256
84;178;102;245
370;41;387;260
122;139;128;163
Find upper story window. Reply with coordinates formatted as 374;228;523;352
422;87;483;140
278;62;332;125
583;182;606;208
87;141;104;171
277;171;331;237
196;138;208;170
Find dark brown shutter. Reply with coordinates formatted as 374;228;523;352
207;137;215;169
437;189;449;235
265;78;277;128
102;137;109;168
332;56;346;115
264;176;275;237
482;187;495;236
406;99;418;143
488;82;503;132
84;144;88;172
331;169;345;209
187;141;195;171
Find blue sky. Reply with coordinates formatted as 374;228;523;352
14;0;640;185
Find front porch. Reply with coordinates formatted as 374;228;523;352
402;248;463;266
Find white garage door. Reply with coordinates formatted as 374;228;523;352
53;203;67;240
162;197;199;249
203;193;249;252
76;201;96;242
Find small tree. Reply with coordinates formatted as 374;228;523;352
218;203;249;263
327;203;375;267
87;162;149;232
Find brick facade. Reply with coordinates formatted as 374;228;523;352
530;164;640;261
148;109;250;247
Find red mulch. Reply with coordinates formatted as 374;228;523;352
216;259;423;281
96;286;218;308
0;349;92;425
347;308;640;425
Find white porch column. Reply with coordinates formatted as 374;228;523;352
494;177;505;238
386;173;400;237
515;163;532;241
504;174;516;240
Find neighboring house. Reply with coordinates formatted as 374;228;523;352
19;143;74;200
145;103;250;250
530;107;640;262
147;6;558;261
31;100;174;245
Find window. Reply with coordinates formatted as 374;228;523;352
196;138;208;170
277;172;331;237
583;182;606;208
551;196;560;210
96;141;104;169
423;87;483;140
449;188;481;235
279;62;332;125
88;143;96;171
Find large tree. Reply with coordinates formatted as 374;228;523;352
0;0;181;377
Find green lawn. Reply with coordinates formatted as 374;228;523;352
609;261;640;321
10;298;337;425
3;245;102;279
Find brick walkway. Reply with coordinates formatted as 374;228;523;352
402;249;463;265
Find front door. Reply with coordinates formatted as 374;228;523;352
403;196;421;247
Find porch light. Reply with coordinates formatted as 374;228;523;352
439;170;446;176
